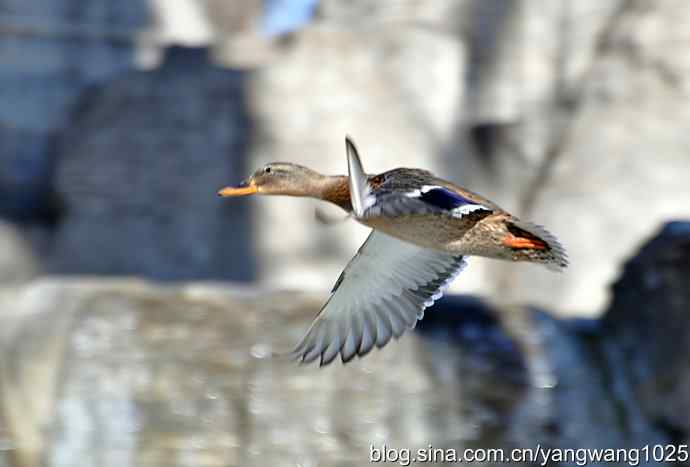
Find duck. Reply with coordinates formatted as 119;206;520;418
218;136;567;367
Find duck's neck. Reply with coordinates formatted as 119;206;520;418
261;172;352;211
314;175;352;212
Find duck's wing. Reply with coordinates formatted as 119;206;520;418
345;136;374;217
365;187;492;219
290;230;467;366
345;135;492;219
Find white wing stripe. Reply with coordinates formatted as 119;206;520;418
452;205;487;217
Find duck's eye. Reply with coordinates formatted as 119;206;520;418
264;167;271;174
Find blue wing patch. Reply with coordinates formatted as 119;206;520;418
363;186;491;218
417;186;478;210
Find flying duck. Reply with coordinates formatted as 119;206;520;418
218;137;567;366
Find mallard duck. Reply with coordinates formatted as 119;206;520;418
219;137;567;366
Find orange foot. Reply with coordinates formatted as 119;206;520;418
502;235;547;250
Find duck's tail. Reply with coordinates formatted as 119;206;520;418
503;219;568;271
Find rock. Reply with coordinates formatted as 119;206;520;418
603;221;690;440
50;46;256;281
229;0;690;315
0;0;146;225
0;125;58;224
225;0;690;316
0;222;39;284
1;218;688;466
460;0;690;314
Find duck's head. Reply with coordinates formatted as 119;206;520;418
218;163;326;198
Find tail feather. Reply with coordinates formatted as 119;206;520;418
507;219;568;271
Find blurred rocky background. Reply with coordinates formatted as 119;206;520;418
1;0;689;466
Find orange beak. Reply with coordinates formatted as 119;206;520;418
217;180;258;197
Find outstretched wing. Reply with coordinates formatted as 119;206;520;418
290;230;467;366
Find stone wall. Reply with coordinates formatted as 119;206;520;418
49;46;255;281
0;0;148;224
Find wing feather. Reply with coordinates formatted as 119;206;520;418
359;311;377;356
290;230;467;365
363;188;492;220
